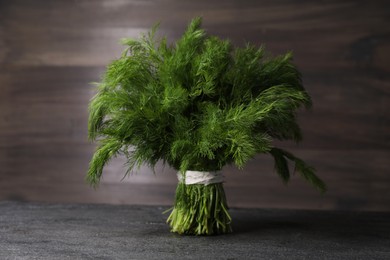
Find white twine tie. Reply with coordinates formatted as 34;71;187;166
177;171;224;186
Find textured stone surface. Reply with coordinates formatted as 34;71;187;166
0;201;389;259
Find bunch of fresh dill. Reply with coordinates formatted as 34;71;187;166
87;17;326;235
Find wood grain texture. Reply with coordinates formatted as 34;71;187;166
0;0;389;211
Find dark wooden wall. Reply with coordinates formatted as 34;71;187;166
1;0;389;211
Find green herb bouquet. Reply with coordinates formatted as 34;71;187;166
87;17;326;235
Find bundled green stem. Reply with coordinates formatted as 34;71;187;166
167;182;232;235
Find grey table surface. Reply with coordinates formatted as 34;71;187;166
0;201;389;260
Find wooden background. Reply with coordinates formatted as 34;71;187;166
0;0;389;211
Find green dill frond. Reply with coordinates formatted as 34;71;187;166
87;138;123;186
270;148;327;193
